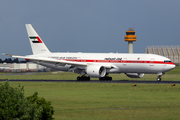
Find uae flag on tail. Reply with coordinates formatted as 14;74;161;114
29;37;43;43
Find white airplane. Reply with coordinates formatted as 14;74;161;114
5;24;175;81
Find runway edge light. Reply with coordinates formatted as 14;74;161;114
132;84;137;89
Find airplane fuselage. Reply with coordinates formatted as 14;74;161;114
27;52;175;74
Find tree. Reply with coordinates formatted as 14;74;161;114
27;92;54;120
13;58;19;63
0;81;54;120
0;59;3;63
3;58;13;63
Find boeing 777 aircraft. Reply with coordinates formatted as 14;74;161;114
5;24;175;81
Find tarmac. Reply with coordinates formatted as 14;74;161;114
0;79;180;84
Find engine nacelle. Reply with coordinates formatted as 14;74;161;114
125;73;144;78
86;65;106;78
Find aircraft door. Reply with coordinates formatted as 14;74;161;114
122;58;129;72
123;58;127;66
150;58;154;66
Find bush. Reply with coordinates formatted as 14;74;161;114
0;81;54;120
27;92;54;120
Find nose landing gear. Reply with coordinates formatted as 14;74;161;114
157;75;161;82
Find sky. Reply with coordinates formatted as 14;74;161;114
0;0;180;59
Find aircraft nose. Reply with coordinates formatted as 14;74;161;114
169;63;176;70
172;63;176;69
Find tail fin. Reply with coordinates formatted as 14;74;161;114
25;24;51;55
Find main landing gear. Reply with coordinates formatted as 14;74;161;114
99;76;112;81
76;75;112;81
77;75;90;81
157;75;161;82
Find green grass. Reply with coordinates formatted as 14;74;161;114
0;66;179;119
2;82;180;120
0;66;179;81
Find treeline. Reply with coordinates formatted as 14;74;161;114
0;58;27;63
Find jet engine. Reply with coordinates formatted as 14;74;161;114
86;65;106;78
125;73;144;78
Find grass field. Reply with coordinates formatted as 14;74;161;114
3;82;180;120
0;66;180;119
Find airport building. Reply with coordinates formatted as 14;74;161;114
0;62;47;72
145;46;180;65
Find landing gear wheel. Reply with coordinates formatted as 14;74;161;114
99;77;103;81
157;77;161;82
77;76;90;81
99;76;112;81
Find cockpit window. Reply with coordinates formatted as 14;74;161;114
164;60;172;63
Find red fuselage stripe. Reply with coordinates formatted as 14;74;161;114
58;59;175;65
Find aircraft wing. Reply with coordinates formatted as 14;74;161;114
4;54;113;68
4;54;87;66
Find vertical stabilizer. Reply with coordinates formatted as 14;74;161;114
25;24;51;54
